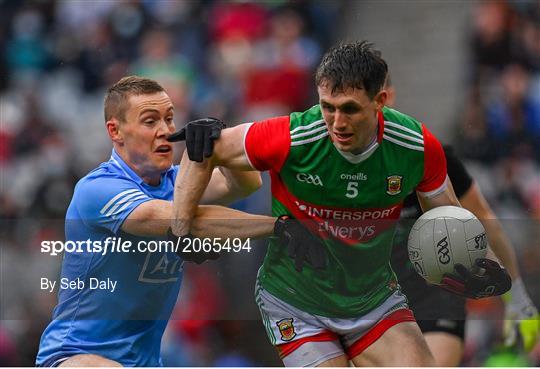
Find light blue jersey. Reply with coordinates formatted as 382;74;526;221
37;150;182;367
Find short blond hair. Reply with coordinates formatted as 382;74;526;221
104;76;164;122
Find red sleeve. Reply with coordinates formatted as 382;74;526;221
244;116;291;172
416;124;448;196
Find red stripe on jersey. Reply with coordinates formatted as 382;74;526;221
345;308;416;359
277;330;339;358
244;116;291;172
270;171;403;245
377;110;384;143
416;124;447;193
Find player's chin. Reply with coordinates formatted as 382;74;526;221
334;141;353;152
153;153;173;169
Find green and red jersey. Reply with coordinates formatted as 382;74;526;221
244;105;447;318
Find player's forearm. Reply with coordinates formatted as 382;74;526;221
480;216;520;280
460;183;521;280
172;151;214;236
123;200;275;239
219;167;262;202
191;205;275;239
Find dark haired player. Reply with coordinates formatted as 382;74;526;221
170;41;511;366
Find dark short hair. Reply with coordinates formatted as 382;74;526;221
104;76;165;122
315;41;388;99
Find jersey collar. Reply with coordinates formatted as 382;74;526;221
110;149;145;184
109;149;174;186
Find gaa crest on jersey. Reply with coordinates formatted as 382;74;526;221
296;172;324;187
276;318;296;341
386;175;403;195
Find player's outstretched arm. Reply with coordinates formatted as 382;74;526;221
181;119;262;205
167;120;326;270
171;124;254;237
201;165;261;206
123;196;326;270
122;200;275;239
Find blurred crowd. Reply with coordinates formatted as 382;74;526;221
458;1;540;366
0;0;538;366
459;1;540;216
0;0;341;366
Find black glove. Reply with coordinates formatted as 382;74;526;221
167;227;219;264
274;215;328;272
167;117;225;162
440;258;511;299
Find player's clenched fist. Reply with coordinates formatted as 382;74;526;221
274;215;328;272
167;117;225;162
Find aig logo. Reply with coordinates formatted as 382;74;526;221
296;173;323;186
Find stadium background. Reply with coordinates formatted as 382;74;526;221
0;0;539;366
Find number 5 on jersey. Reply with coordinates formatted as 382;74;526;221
346;181;359;198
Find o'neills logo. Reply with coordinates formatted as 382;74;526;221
293;200;402;243
340;172;367;181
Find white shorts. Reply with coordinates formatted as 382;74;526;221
255;282;415;367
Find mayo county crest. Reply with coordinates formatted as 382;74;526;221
276;318;296;341
386;175;403;195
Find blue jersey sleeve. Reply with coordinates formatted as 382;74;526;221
73;176;152;234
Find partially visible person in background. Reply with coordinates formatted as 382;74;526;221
386;76;539;366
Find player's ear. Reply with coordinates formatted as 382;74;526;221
106;118;123;144
374;89;388;111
